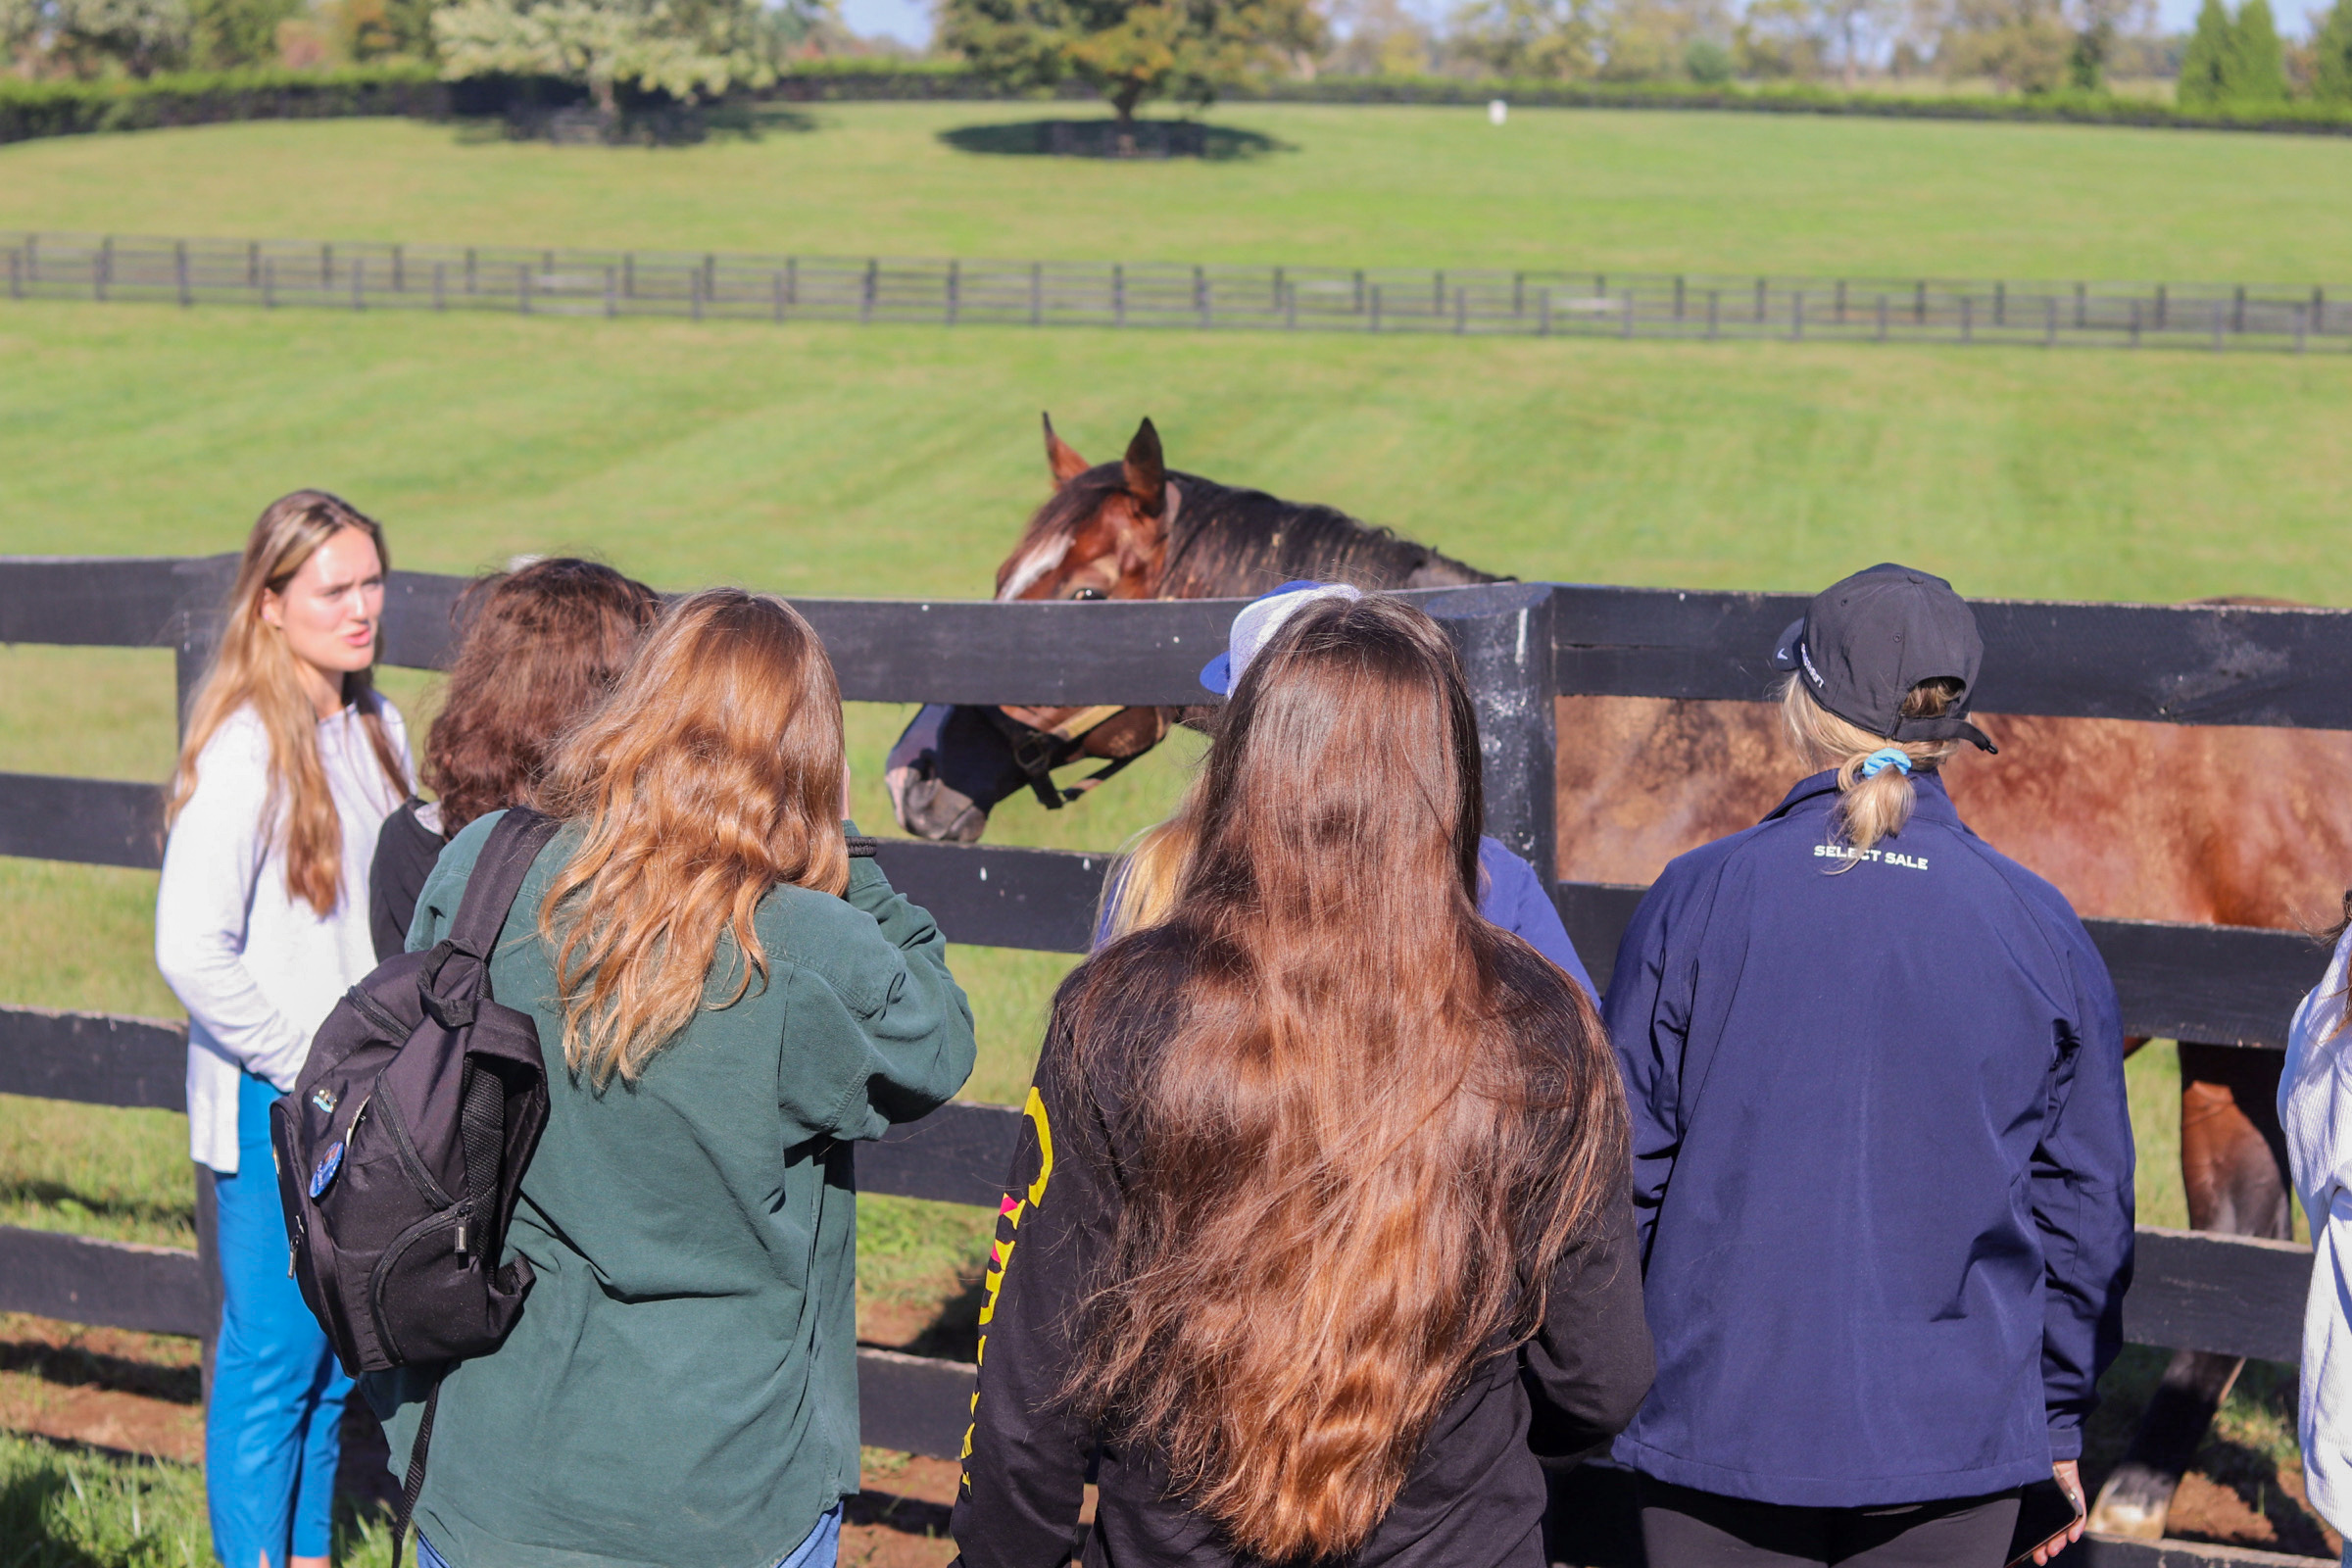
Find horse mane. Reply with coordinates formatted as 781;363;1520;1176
998;466;1498;600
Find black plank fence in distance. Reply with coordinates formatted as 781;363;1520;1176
6;230;2351;356
0;556;2344;1568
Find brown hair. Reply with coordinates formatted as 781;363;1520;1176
168;491;410;915
1780;673;1973;857
423;559;662;835
536;590;850;1089
1064;595;1626;1560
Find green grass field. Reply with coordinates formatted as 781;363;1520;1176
5;103;2352;281
0;103;2341;1558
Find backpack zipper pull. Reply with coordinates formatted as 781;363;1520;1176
455;1220;467;1255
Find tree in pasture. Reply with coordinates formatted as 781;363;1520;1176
940;0;1322;123
1812;0;1891;86
1319;0;1436;75
2227;0;2285;98
2176;0;2234;104
434;0;776;121
186;0;297;65
1;0;192;74
2318;0;2352;100
1931;0;2074;89
1733;0;1827;76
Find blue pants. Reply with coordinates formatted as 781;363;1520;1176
416;1505;843;1568
207;1070;351;1568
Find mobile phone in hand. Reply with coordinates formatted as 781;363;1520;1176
2005;1478;2087;1568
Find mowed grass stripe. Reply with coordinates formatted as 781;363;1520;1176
4;105;2352;281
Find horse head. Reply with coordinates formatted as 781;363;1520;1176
886;416;1182;842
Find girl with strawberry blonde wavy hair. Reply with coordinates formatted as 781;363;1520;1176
952;594;1652;1568
375;587;973;1568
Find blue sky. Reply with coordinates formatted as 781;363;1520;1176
835;0;2318;57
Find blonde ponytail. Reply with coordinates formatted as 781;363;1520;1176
1780;675;1974;857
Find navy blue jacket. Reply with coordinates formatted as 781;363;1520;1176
1601;770;2132;1507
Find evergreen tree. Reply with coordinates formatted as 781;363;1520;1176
2228;0;2286;99
2318;0;2352;102
2176;0;2233;107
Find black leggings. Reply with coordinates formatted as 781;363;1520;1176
1640;1478;2024;1568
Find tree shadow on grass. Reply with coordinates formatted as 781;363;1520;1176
939;118;1288;161
450;102;815;147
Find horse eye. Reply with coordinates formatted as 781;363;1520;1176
1069;587;1107;602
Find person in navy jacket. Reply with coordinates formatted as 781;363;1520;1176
1602;564;2133;1568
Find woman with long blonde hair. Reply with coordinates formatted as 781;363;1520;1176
372;589;974;1568
953;594;1651;1568
155;491;414;1568
1603;564;2132;1568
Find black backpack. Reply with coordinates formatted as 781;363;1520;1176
270;807;562;1564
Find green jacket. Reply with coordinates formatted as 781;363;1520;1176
370;811;975;1568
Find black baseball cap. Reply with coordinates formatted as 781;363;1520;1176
1770;564;1997;753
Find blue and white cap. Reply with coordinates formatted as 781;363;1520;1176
1199;580;1365;697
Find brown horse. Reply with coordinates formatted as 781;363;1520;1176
884;416;2352;1539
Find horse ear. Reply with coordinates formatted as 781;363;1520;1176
1123;417;1167;517
1043;413;1089;487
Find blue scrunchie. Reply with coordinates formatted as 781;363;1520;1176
1859;748;1913;779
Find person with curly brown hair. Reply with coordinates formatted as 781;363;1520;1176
368;559;661;958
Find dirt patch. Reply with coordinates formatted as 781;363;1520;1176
0;1311;202;1463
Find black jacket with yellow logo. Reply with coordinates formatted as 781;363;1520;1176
950;953;1654;1568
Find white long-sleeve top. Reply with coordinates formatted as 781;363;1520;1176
155;701;411;1174
2281;924;2352;1537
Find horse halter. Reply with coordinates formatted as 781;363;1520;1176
982;704;1148;810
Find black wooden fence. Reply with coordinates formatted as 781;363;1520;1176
3;555;2347;1566
6;230;2350;355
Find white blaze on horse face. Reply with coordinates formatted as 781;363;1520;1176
999;534;1071;602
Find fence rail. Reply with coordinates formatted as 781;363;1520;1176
5;231;2349;355
0;556;2343;1568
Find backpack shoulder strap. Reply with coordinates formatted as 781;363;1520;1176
445;807;563;959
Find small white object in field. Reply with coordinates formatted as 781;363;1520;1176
1489;99;1508;125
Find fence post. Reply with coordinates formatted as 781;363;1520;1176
2045;295;2058;349
1913;279;1926;324
2129;298;2141;348
433;262;446;313
174;241;190;309
2233;284;2246;335
466;248;476;295
1512;270;1524;317
320;243;331;288
704;254;717;305
787;258;798;308
1432;269;1445;315
96;234;112;302
1352;270;1364;315
1754;276;1766;323
947;260;960;326
624;253;635;300
1994;280;2005;328
1674;274;1686;321
1791;289;1804;341
1031;262;1043;327
245;241;258;290
1273;266;1285;313
2155;282;2167;331
1425;584;1557;885
861;259;877;325
1835;277;1846;325
2075;281;2086;329
1113;264;1125;328
613;267;624;320
24;232;34;284
2314;286;2326;337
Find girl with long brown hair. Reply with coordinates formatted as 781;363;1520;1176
155;491;414;1568
952;594;1651;1568
371;589;974;1568
368;557;662;958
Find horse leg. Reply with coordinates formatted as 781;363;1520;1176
2085;1043;2289;1540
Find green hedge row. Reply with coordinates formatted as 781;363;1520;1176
6;62;2351;146
0;66;445;144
